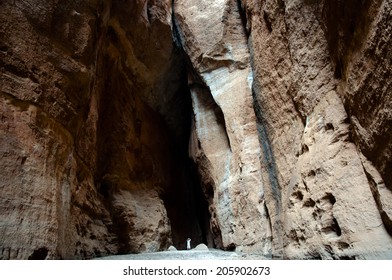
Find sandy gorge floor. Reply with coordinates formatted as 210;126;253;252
95;249;266;260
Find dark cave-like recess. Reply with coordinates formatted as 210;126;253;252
94;23;213;251
159;53;213;250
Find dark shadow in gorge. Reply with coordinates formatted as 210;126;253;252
162;155;213;250
159;50;213;250
94;35;212;253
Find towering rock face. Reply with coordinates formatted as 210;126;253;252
0;0;114;259
240;0;392;258
174;0;271;254
0;0;195;259
1;0;391;259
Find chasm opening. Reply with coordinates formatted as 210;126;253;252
158;51;214;250
162;156;213;250
94;29;213;252
90;0;218;253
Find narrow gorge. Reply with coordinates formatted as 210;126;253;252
0;0;391;260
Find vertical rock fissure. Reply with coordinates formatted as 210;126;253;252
167;1;217;250
236;0;249;37
172;0;273;255
360;156;392;236
251;86;282;257
171;0;183;49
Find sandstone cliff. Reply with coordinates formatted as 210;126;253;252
0;0;391;259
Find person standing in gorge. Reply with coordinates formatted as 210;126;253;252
186;238;191;250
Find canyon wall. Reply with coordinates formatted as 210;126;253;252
240;0;392;258
0;0;195;259
0;0;391;259
175;0;272;254
0;0;115;259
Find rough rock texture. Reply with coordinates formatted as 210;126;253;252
0;0;117;259
1;0;392;260
95;3;176;251
330;0;392;230
0;0;198;259
241;0;392;258
285;90;391;259
175;0;271;254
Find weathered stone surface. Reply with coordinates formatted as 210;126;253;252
285;91;392;259
0;0;117;259
331;0;392;192
243;0;392;258
1;0;391;260
175;0;271;254
0;0;193;259
241;0;304;257
110;189;171;253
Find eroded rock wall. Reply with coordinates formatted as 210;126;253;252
241;0;392;258
0;0;195;259
1;0;391;260
175;0;272;254
95;0;176;254
0;0;117;259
